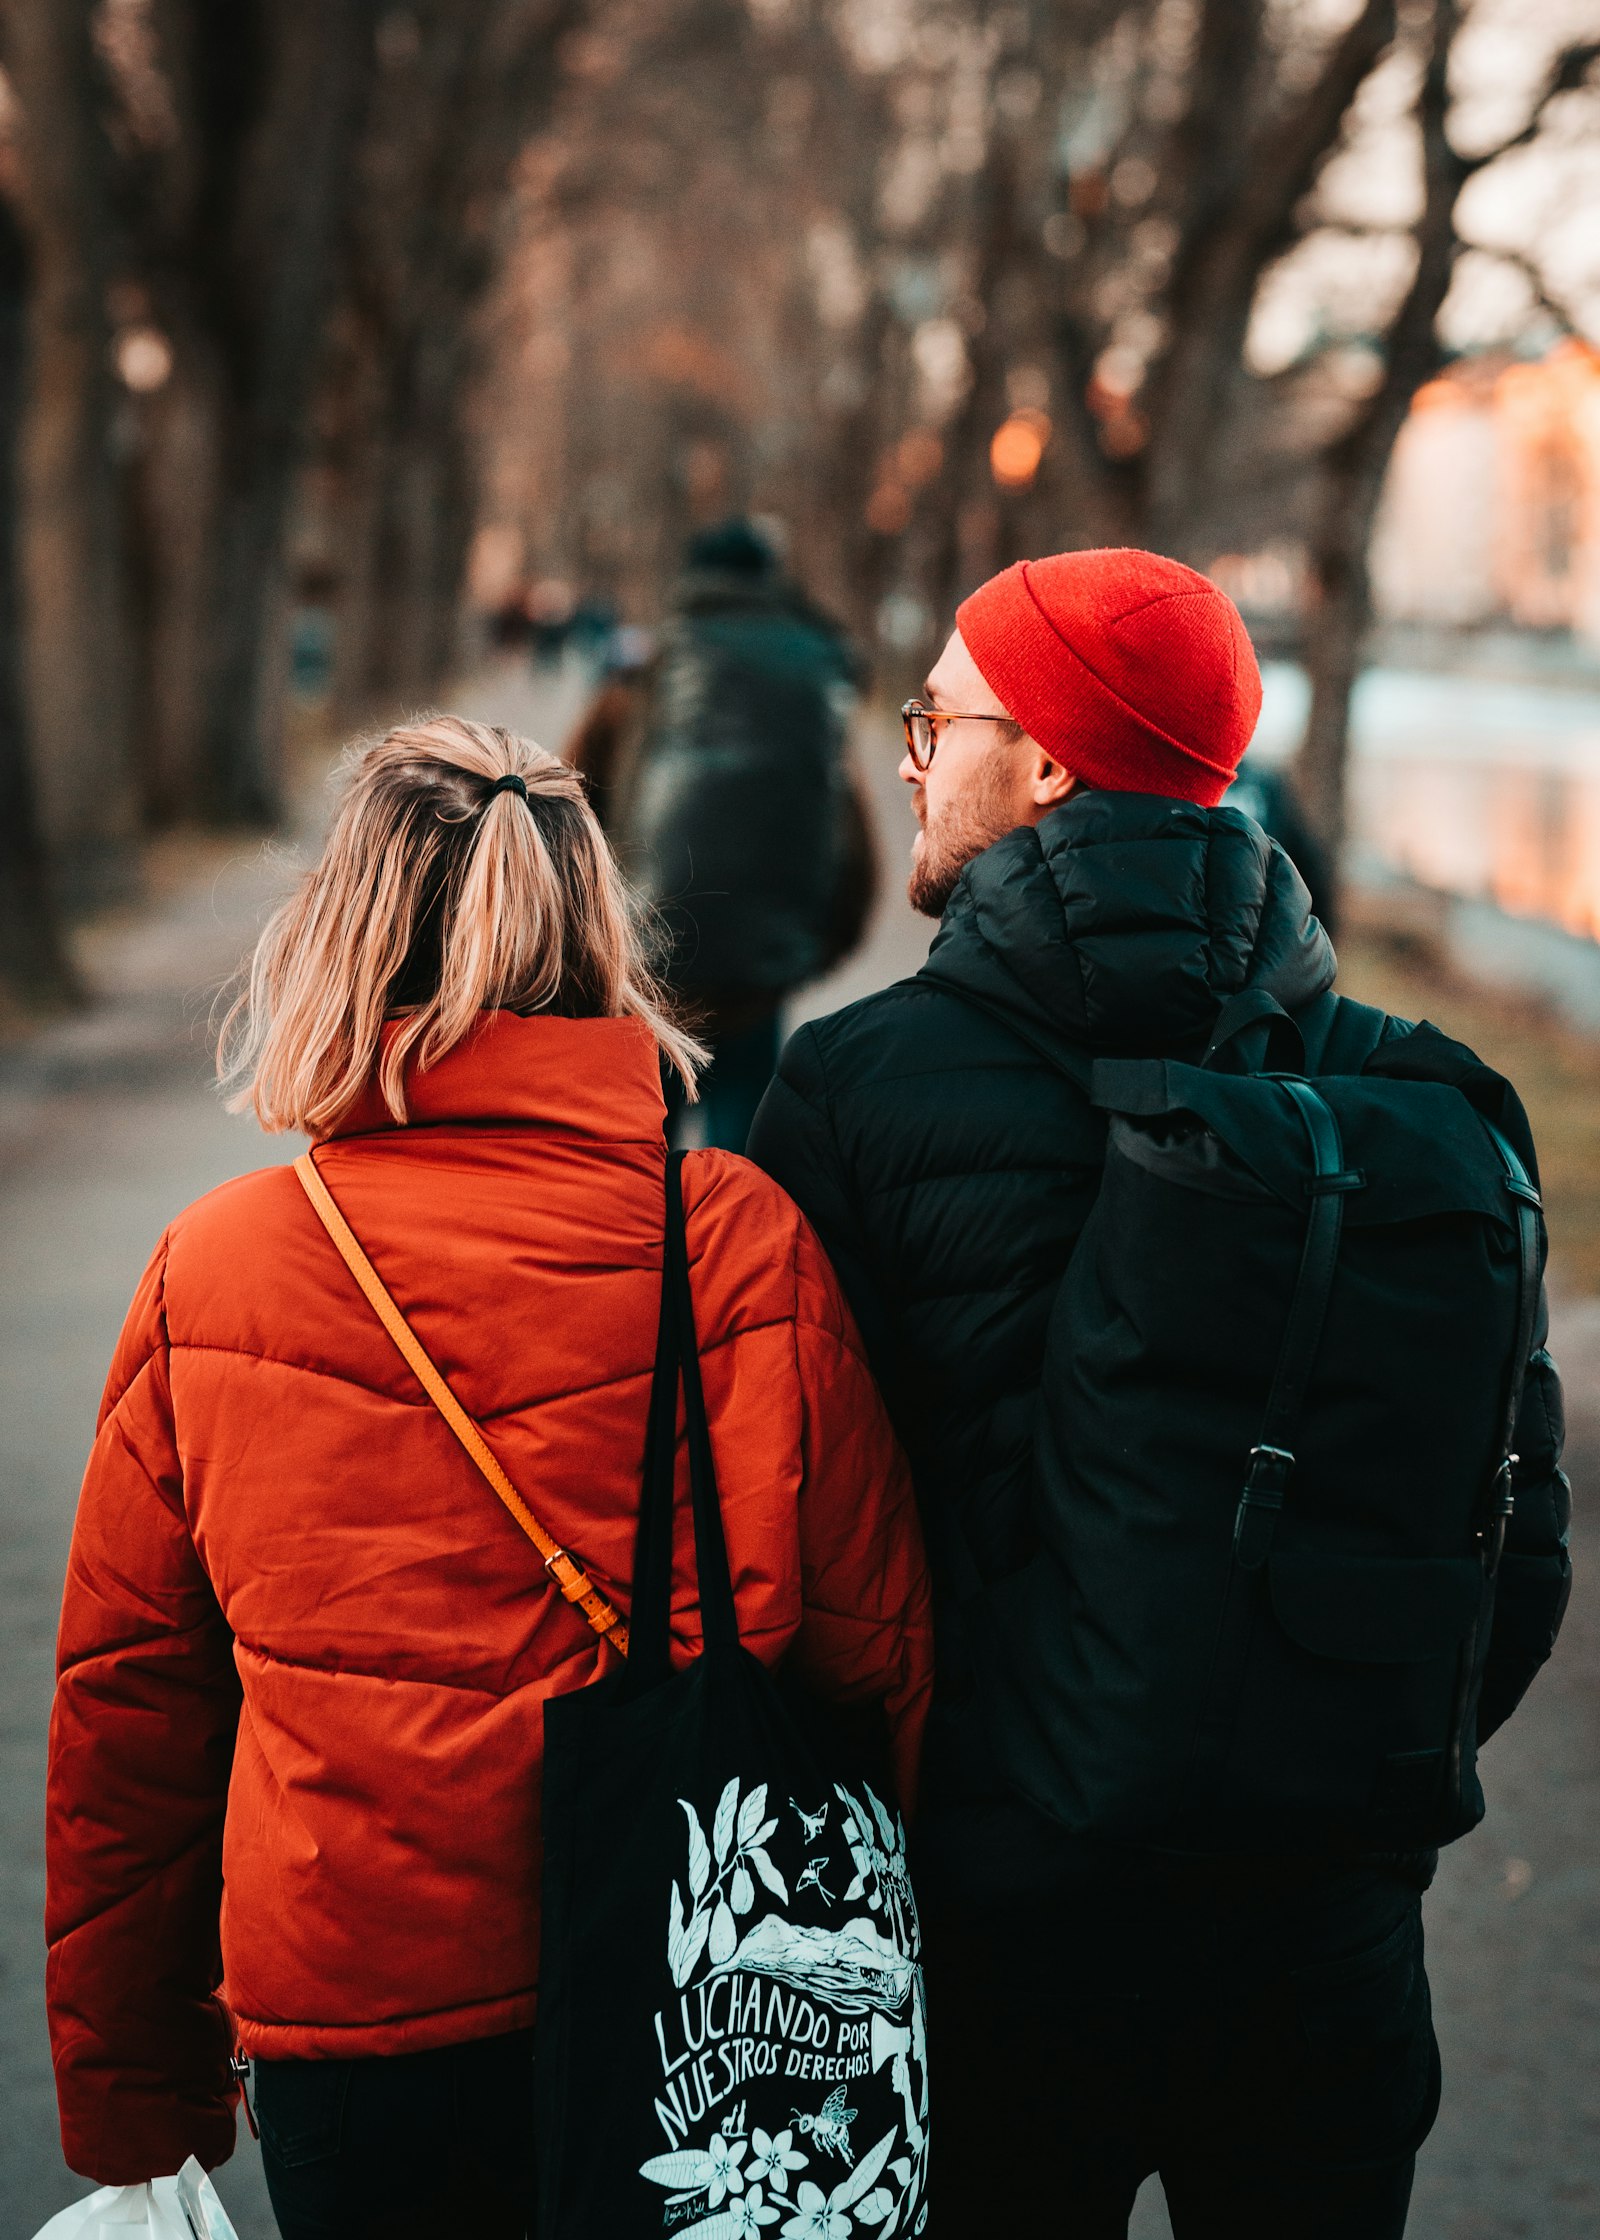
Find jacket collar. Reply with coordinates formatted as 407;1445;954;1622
920;789;1337;1056
319;1011;668;1144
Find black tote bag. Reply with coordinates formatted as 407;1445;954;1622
533;1152;929;2240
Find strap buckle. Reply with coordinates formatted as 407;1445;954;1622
230;2051;259;2140
544;1545;595;1604
1234;1444;1294;1571
1305;1168;1366;1196
1479;1455;1518;1573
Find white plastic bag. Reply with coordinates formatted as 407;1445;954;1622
31;2158;239;2240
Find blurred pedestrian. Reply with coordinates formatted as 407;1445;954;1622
750;548;1571;2238
44;716;931;2239
568;517;876;1150
566;589;620;674
525;576;577;669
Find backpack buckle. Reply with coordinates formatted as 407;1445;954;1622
1480;1456;1518;1573
1234;1445;1293;1570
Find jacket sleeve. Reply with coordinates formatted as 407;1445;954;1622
47;1238;242;2183
786;1219;933;1815
748;1024;894;1376
1479;1318;1572;1744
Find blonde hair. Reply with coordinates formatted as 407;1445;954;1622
219;714;705;1135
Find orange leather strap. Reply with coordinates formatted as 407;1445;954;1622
293;1150;629;1658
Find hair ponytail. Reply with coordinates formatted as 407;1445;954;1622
218;714;706;1135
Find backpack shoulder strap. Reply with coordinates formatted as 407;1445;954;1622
293;1151;628;1658
1296;989;1390;1077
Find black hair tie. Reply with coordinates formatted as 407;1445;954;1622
485;773;531;806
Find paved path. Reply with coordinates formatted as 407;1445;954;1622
1;665;1594;2237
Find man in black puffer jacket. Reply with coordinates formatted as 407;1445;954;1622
749;549;1570;2239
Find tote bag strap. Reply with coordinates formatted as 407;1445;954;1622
623;1149;740;1690
292;1150;628;1657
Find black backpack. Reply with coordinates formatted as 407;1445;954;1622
935;983;1543;1857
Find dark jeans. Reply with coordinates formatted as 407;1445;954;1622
255;2029;536;2240
922;1860;1439;2239
665;1012;782;1152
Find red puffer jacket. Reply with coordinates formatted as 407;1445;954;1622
46;1013;932;2184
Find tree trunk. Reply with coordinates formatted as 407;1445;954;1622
1292;0;1467;909
348;330;476;704
6;0;139;905
0;191;76;1010
195;0;378;824
122;330;228;822
1295;523;1370;923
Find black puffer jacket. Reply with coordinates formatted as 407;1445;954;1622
749;791;1569;1874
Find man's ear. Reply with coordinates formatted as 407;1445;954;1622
1027;746;1079;809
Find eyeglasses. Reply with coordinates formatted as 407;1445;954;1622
901;699;1014;771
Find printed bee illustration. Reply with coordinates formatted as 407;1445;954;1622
795;1858;835;1906
794;2085;858;2164
790;1798;829;1843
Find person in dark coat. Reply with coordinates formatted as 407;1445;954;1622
748;548;1571;2238
568;518;876;1150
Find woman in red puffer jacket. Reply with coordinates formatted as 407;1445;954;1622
45;716;931;2239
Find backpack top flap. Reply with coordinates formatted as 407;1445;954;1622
1089;1059;1521;1234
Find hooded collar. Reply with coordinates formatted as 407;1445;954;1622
319;1011;668;1144
920;790;1336;1055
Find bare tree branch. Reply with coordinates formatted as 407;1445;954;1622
1469;242;1589;340
1141;0;1399;544
1459;38;1600;177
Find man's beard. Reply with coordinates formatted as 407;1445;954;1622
907;758;1021;918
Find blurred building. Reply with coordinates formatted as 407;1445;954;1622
1370;341;1600;645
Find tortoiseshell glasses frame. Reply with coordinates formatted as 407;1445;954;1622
900;699;1014;770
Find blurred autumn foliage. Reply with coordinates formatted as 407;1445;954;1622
0;0;1595;1005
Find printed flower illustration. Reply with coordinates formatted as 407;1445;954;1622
748;2127;807;2195
707;2132;747;2207
729;2184;783;2236
779;2181;850;2240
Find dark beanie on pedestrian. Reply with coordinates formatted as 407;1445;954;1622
955;548;1262;807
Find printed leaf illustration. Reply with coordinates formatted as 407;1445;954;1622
681;1800;711;1899
855;2189;896;2224
889;2161;912;2188
669;1880;688;1974
748;1846;788;1904
737;1782;769;1847
640;2149;714;2190
843;1872;866;1902
752;1818;778;1849
712;1776;740;1866
671;2215;742;2240
672;1906;711;1988
731;1863;755;1915
708;1897;738;1965
829;2128;896;2211
869;1787;897;1851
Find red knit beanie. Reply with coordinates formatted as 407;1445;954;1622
955;549;1261;806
